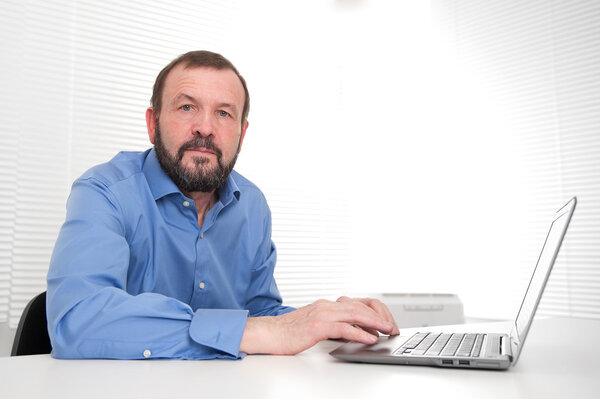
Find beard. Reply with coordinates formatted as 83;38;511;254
154;123;239;193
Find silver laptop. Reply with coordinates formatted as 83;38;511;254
330;197;577;370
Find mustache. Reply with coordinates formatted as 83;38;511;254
177;136;222;161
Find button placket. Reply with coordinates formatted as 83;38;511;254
193;223;208;305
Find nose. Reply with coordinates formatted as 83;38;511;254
192;111;215;137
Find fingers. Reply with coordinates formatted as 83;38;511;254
333;322;379;345
336;296;400;335
356;325;380;338
366;298;400;335
314;300;392;337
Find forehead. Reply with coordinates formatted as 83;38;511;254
162;64;245;107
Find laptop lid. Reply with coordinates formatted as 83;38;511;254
509;196;577;365
330;197;577;369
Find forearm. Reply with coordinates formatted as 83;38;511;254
238;316;279;355
47;283;248;360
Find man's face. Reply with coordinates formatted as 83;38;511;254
146;65;248;193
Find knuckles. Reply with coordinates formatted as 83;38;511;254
368;298;384;308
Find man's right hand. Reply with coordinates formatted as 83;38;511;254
239;297;399;355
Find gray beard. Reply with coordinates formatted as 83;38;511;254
154;124;238;193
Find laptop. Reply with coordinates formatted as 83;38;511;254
330;197;577;370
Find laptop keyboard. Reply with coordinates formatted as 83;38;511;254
394;332;486;357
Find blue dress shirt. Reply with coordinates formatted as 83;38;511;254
46;148;294;360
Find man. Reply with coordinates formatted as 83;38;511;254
47;50;399;359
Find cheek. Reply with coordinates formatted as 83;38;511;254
160;122;187;148
223;134;242;156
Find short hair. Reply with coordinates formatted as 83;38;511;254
151;50;250;125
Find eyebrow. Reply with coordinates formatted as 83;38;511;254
172;93;197;104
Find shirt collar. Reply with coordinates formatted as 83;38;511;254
143;147;241;204
218;171;241;206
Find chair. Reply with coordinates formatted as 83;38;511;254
11;291;52;356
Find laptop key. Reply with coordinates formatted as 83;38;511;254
440;334;465;356
425;333;452;356
471;334;485;357
456;333;477;357
411;333;441;355
401;333;429;350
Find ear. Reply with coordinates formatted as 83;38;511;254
237;121;249;153
146;107;158;144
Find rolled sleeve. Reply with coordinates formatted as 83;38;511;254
189;308;249;358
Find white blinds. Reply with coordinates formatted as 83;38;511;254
0;0;354;328
267;185;352;307
432;0;600;319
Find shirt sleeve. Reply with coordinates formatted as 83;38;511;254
47;177;248;360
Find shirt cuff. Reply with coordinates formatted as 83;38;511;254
189;308;249;358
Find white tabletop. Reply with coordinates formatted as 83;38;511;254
1;317;599;399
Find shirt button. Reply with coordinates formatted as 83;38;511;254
200;233;204;239
183;201;190;207
143;349;151;358
199;282;205;289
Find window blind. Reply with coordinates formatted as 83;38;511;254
266;185;352;307
431;0;600;319
0;0;353;328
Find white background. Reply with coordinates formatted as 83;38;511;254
1;0;599;355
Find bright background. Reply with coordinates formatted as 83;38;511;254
1;0;599;353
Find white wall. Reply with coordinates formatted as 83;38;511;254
235;1;539;319
237;0;600;320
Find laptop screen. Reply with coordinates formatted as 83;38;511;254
514;198;576;342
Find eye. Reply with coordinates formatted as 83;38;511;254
180;104;192;111
218;110;230;118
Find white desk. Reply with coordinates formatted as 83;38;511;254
1;317;599;399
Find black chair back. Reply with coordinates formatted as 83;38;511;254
11;291;52;356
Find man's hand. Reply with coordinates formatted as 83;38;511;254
239;297;400;355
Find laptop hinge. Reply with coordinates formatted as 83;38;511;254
499;336;514;362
